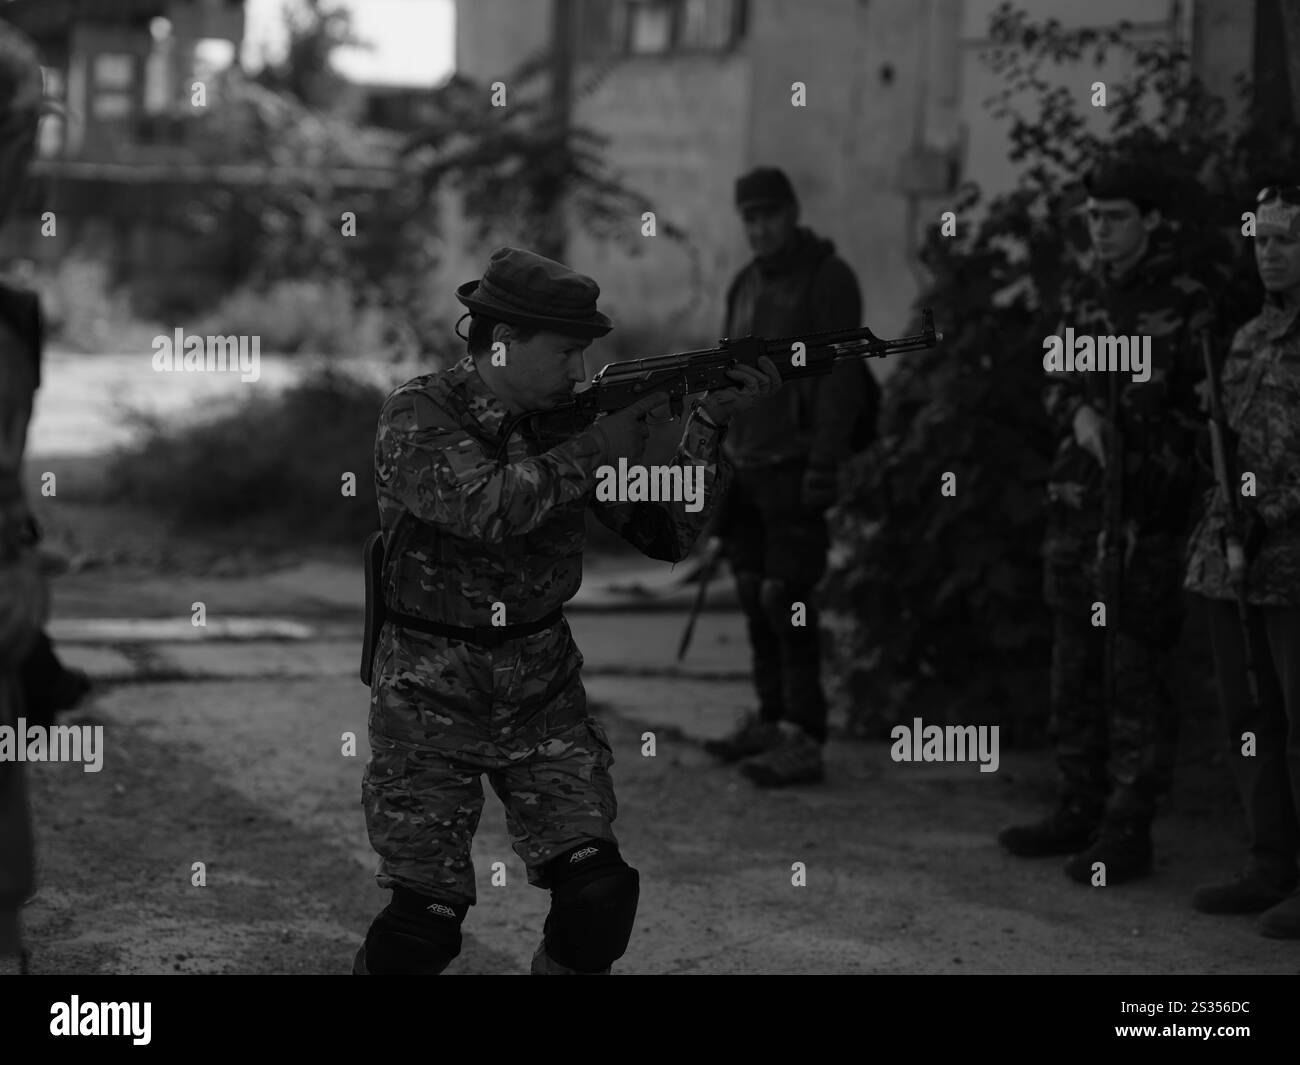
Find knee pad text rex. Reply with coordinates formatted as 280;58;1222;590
360;888;468;975
543;841;640;973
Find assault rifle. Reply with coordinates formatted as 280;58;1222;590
491;309;943;459
1199;330;1260;710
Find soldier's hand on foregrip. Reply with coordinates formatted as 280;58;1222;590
591;392;668;463
1072;404;1107;470
700;355;783;425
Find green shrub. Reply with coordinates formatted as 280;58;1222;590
108;365;386;545
34;255;165;354
191;277;390;356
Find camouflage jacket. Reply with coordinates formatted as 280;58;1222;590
1040;237;1211;546
1185;297;1300;605
1043;236;1213;541
375;354;731;627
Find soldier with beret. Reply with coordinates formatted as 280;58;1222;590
703;166;878;788
999;159;1214;885
356;246;782;974
1187;184;1300;937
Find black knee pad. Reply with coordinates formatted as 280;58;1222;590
363;888;468;975
543;841;639;973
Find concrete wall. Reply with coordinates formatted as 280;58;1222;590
566;50;751;349
742;0;951;341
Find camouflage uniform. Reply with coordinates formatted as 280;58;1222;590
363;354;729;904
1185;295;1300;894
1040;234;1212;828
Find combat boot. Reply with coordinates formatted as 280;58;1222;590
998;797;1101;858
703;711;783;764
739;722;824;787
1258;890;1300;939
1193;870;1296;915
1064;819;1152;885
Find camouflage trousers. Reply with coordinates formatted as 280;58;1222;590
1043;528;1185;823
1201;598;1300;881
361;616;618;906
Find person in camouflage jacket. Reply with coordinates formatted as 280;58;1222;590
356;246;781;975
1186;185;1300;937
999;161;1213;886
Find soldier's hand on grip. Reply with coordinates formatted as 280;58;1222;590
593;392;667;464
700;355;783;426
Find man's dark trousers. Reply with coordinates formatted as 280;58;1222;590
721;461;828;743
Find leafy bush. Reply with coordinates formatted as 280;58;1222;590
191;277;390;356
34;255;165;354
108;366;386;545
820;4;1300;743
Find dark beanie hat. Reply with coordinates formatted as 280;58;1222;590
1083;158;1163;214
735;167;797;210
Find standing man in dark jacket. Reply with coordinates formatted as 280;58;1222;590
703;166;879;787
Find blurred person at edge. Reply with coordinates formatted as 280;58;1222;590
0;22;65;976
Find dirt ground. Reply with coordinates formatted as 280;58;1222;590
14;495;1300;975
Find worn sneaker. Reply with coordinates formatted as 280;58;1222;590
1258;890;1300;939
703;711;783;764
1064;820;1152;885
998;797;1101;858
739;723;824;787
1193;871;1296;915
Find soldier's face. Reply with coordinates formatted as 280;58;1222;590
495;328;591;411
742;202;798;259
1085;197;1157;264
1255;228;1300;296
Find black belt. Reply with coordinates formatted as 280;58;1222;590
385;605;565;647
